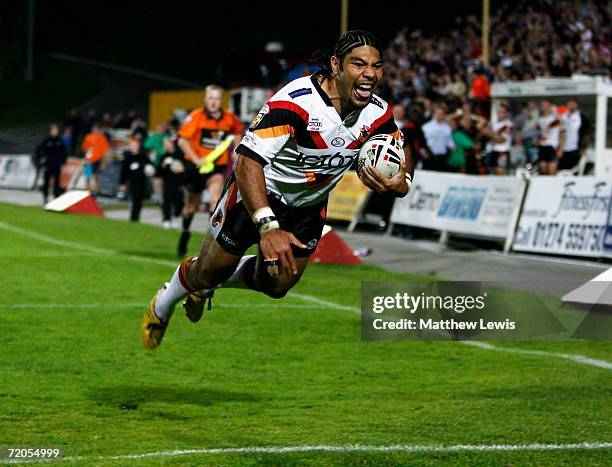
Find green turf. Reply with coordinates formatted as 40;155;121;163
0;202;610;465
0;57;104;129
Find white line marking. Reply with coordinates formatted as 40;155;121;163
289;294;612;371
1;220;610;371
0;222;176;267
289;293;360;313
4;442;612;464
463;341;612;370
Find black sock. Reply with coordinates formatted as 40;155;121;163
182;214;194;231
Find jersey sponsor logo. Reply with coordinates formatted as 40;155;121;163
221;232;237;247
295;151;356;169
306;238;318;250
200;129;227;148
288;88;313;99
211;209;224;227
357;125;372;143
250;104;270;129
370;96;384;109
331;137;345;147
307;117;323;132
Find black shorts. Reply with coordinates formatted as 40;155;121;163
558;150;581;170
490;151;509;169
210;175;327;258
183;162;227;193
537;146;557;163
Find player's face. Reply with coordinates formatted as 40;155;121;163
498;106;507;120
335;45;383;109
205;90;222;113
541;100;551;114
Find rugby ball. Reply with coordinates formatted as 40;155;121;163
144;163;156;177
357;134;404;179
169;159;185;174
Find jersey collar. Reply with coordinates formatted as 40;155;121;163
205;108;224;120
310;74;334;107
310;74;363;126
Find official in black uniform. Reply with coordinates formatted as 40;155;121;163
156;137;185;228
35;123;67;203
119;135;155;222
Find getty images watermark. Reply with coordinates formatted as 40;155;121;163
361;282;612;340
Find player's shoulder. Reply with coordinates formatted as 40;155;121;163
368;93;389;114
356;93;391;127
184;108;204;123
270;76;316;104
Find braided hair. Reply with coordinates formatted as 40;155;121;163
312;30;382;76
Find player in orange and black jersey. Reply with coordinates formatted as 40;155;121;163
176;85;244;257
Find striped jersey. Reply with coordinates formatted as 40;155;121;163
235;74;401;207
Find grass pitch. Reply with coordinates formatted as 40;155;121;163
0;202;610;465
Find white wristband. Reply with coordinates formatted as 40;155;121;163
253;207;275;224
259;219;280;234
405;173;413;194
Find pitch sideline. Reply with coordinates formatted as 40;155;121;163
1;220;610;371
4;442;612;464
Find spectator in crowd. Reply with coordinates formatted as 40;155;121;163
559;97;591;171
145;122;173;167
397;104;428;168
61;126;73;155
145;122;173;204
156;137;185;229
83;108;97;134
35;123;67;204
81;124;111;196
130;116;149;143
448;117;473;173
421;104;455;171
119;135;154;222
458;112;484;174
470;67;491;117
536;98;565;175
63;108;83;155
486;103;514;175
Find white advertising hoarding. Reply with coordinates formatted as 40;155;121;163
390;171;526;240
513;176;611;258
0;155;37;189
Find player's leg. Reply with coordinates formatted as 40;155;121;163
205;170;225;211
177;190;201;257
141;232;241;350
51;164;63;198
246;250;309;298
41;165;51;203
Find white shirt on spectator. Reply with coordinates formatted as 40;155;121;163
537;113;565;148
491;118;514;152
563;111;581;152
422;119;454;155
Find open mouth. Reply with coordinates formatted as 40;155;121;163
353;83;374;102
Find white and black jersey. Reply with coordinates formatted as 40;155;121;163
235;74;402;207
537;113;565;148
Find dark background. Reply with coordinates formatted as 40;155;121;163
1;0;483;84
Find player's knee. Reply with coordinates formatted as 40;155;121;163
263;287;289;299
